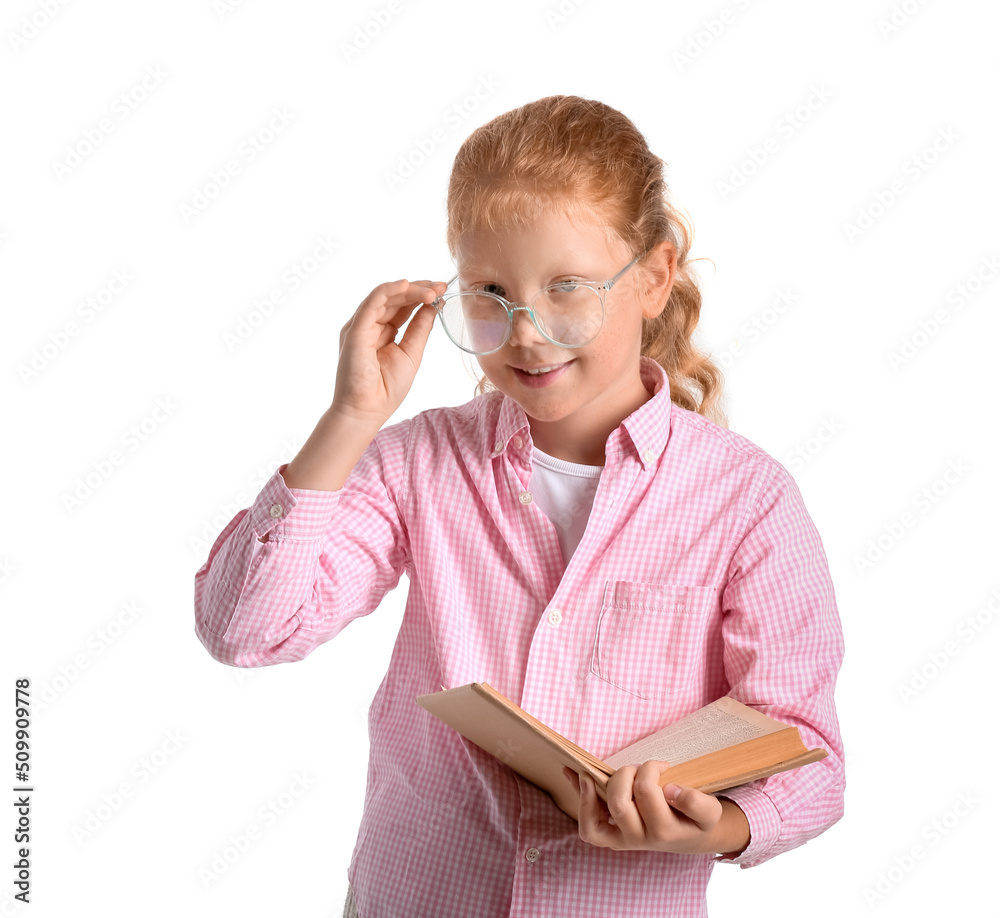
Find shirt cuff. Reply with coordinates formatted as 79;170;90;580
713;783;782;868
249;463;342;540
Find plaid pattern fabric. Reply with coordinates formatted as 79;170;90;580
195;358;845;918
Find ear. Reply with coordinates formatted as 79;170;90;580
640;239;678;320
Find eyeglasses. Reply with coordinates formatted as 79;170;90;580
431;255;644;356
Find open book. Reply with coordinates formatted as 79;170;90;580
416;682;826;821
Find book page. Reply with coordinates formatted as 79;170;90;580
604;698;781;769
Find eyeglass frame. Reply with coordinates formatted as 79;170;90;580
430;253;646;356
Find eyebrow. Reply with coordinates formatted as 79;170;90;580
455;266;596;280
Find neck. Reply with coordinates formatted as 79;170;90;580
528;375;652;466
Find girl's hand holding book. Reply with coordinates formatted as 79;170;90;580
562;762;750;857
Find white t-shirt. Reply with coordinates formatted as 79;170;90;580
528;446;603;563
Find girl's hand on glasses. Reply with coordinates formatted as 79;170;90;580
331;279;448;430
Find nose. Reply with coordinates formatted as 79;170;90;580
507;305;546;347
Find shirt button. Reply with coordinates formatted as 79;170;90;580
525;847;540;864
269;503;284;519
642;449;656;463
518;491;532;505
493;440;504;455
511;435;523;449
547;609;563;626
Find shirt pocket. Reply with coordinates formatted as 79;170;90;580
590;581;716;699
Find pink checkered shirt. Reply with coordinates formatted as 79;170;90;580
194;357;845;918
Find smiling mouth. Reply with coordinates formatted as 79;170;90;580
517;363;568;376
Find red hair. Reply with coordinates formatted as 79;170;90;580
446;94;726;426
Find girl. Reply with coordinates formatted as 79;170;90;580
195;94;845;917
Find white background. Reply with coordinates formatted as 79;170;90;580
2;0;998;915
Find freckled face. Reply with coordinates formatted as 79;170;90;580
456;209;659;463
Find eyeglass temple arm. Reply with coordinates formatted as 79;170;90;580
604;252;646;291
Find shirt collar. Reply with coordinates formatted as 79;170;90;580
617;356;673;468
488;356;673;468
492;391;533;459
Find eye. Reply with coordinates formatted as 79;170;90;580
482;283;505;297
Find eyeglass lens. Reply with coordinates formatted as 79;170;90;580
438;285;604;354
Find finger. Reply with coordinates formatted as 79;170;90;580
380;282;440;344
373;310;409;351
604;766;645;838
628;761;681;845
354;280;432;326
631;760;675;818
395;301;438;364
410;279;450;292
392;280;446;300
353;282;437;347
342;280;409;341
378;283;444;333
577;774;623;848
659;783;723;831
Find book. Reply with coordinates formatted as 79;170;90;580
416;682;827;822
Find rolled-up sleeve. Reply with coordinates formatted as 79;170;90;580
716;462;846;868
193;422;412;667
